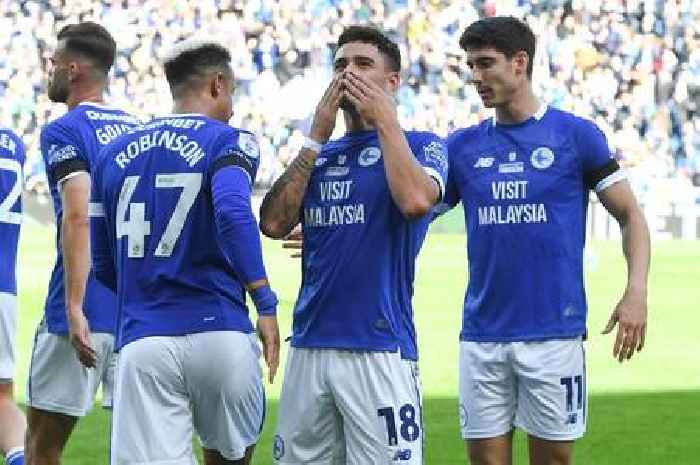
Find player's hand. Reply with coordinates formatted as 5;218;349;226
257;315;280;383
602;287;647;362
282;225;303;259
341;71;397;127
67;309;97;368
309;75;343;143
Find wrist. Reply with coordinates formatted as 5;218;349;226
374;115;401;135
251;285;278;316
308;123;328;142
302;136;324;154
625;282;647;296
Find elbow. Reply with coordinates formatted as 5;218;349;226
259;218;288;239
397;196;435;220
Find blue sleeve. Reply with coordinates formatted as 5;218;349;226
408;132;449;202
90;161;117;292
210;129;260;185
573;118;622;190
211;165;276;316
40;122;89;186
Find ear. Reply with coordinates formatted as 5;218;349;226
67;61;81;83
514;50;529;77
386;71;401;93
210;72;225;99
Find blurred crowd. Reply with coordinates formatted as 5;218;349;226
1;0;698;203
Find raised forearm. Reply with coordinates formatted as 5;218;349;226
259;148;318;238
376;119;438;219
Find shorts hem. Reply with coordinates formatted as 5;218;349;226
461;427;514;440
25;400;87;418
514;422;585;442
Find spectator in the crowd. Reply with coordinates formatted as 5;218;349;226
1;0;697;193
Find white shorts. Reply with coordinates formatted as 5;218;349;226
111;331;264;465
26;319;116;417
274;348;423;465
0;292;18;382
459;338;587;441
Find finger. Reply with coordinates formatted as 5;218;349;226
343;76;368;100
291;252;302;259
343;87;363;108
613;326;624;360
284;230;302;241
346;71;377;91
638;325;646;352
624;324;638;361
326;76;344;102
265;335;279;383
601;313;617;334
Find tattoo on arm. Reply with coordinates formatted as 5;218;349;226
260;149;317;237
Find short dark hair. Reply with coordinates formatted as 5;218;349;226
459;17;536;78
57;22;116;75
336;25;401;73
163;40;232;95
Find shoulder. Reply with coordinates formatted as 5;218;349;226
446;122;485;154
545;107;600;138
404;130;442;144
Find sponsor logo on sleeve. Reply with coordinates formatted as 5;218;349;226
238;132;259;159
48;144;79;165
423;141;447;172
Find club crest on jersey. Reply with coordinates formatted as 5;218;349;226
359;146;382;167
531;147;554;169
424;141;447;171
237;132;259;159
315;157;328;167
498;151;524;174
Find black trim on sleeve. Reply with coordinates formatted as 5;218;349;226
211;151;255;182
53;158;89;184
584;159;620;190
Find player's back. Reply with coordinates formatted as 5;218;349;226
95;114;259;349
40;102;140;333
0;127;25;295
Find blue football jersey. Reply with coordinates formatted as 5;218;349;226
293;130;448;361
40;102;140;334
0;127;25;295
443;106;624;342
93;114;261;350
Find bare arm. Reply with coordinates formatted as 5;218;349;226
597;179;650;362
259;147;320;239
61;173;97;367
343;71;439;219
260;76;343;238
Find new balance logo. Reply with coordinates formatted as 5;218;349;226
474;157;495;168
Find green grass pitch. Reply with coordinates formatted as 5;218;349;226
8;216;700;464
